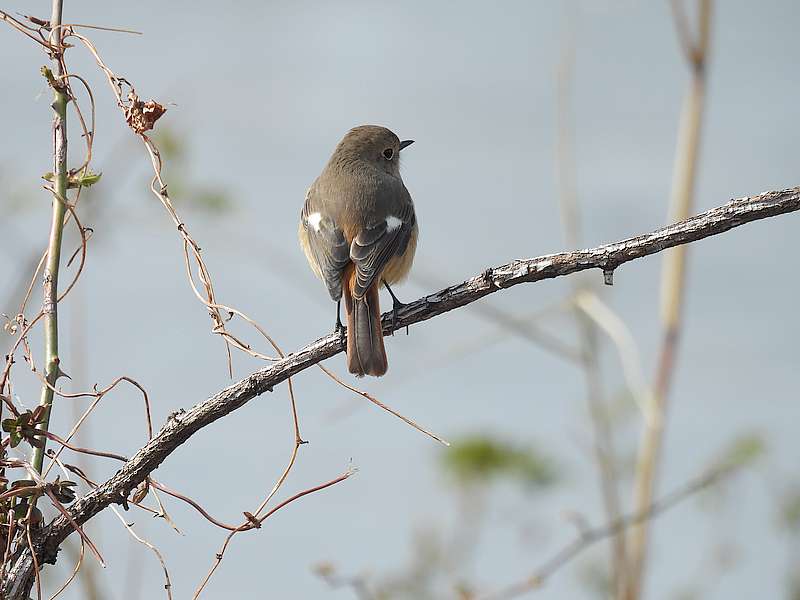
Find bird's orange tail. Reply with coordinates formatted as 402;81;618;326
343;266;387;377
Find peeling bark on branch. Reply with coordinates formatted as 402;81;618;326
3;186;798;598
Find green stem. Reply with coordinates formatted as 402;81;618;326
32;0;67;474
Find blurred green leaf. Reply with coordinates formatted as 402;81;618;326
577;560;612;600
152;128;185;162
697;433;767;512
193;188;232;212
672;589;701;600
441;434;557;488
779;488;800;533
716;433;766;471
149;128;236;214
789;570;800;600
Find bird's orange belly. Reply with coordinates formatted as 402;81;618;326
381;226;418;284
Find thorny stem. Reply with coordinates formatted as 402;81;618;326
32;0;68;475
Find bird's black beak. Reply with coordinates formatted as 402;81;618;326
399;139;415;151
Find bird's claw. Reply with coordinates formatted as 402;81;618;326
334;300;346;344
384;282;408;336
390;302;401;334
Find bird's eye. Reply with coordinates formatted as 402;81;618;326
383;148;394;160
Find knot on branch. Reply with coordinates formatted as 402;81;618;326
41;533;61;565
42;271;56;315
243;511;261;529
599;254;619;286
111;490;130;510
167;409;186;425
482;268;498;289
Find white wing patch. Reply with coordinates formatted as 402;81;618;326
306;212;323;232
385;215;403;232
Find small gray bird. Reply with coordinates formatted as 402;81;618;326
299;125;418;377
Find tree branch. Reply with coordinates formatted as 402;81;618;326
2;185;798;598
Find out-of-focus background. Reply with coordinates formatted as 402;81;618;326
1;1;799;599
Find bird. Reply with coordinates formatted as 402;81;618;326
299;125;418;377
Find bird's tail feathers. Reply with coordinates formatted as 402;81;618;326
343;267;387;377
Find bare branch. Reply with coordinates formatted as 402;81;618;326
1;185;798;597
0;10;53;49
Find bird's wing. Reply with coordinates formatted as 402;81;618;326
301;188;350;301
350;201;416;299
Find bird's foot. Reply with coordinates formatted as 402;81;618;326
384;282;408;335
334;300;346;345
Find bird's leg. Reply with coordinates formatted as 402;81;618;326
383;281;408;335
334;299;345;343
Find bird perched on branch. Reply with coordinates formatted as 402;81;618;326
299;125;418;377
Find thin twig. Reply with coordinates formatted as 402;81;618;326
47;538;83;600
109;506;172;600
61;22;142;35
40;431;128;463
41;376;152;480
318;365;449;446
0;10;53;49
148;480;238;531
23;503;41;600
193;400;304;595
191;469;353;599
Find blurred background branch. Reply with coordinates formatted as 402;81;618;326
627;2;714;597
554;5;627;595
483;433;764;600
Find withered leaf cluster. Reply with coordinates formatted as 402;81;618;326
124;92;166;134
